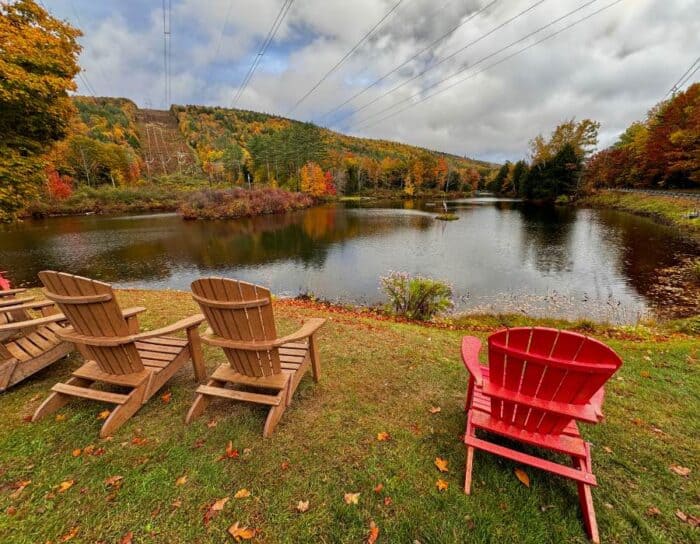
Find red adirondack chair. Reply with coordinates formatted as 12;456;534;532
462;327;622;543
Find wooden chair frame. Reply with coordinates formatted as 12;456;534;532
32;271;206;437
461;328;622;544
0;300;72;391
185;278;325;437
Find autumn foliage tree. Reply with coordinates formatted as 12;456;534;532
300;161;326;197
0;0;81;220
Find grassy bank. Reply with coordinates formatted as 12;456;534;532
1;290;698;543
180;188;313;220
23;184;197;217
582;190;700;244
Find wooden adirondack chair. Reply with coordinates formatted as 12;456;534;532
462;327;622;543
185;277;325;437
32;271;206;437
0;298;72;391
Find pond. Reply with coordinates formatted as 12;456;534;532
1;198;694;323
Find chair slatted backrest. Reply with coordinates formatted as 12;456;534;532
38;271;144;375
487;327;621;435
191;277;280;377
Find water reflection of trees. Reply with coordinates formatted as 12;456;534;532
516;204;576;274
2;206;412;285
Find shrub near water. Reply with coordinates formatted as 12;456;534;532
380;272;453;321
180;188;314;220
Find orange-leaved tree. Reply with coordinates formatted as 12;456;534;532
300;161;326;197
0;0;81;221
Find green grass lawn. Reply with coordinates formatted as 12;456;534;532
0;290;698;543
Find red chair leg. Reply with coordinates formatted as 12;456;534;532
572;443;599;543
464;445;475;494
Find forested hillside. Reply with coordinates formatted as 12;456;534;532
173;105;494;195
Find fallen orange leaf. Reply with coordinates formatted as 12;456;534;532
228;522;255;541
514;468;530;487
175;475;188;486
436;479;449;491
204;496;229;525
343;492;360;505
219;440;239;461
55;414;66;421
376;432;390;441
161;391;172;403
97;410;110;420
71;449;81;457
120;531;134;544
383;496;392;506
280;460;290;470
429;406;441;414
59;526;79;542
670;464;691;477
131;437;148;446
373;483;384;493
9;480;30;499
57;479;75;493
234;488;251;499
646;506;661;517
367;520;379;544
104;475;124;489
206;418;218;428
434;457;449;473
296;500;310;513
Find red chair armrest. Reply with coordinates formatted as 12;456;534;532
461;336;484;387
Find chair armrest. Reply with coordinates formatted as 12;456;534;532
273;318;326;346
1;300;55;313
589;386;605;421
0;313;67;334
0;288;26;297
132;314;205;341
461;336;484;387
0;296;34;308
122;306;147;319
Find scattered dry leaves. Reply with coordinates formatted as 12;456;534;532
104;475;123;489
343;492;360;505
434;457;449;473
234;488;251;499
428;406;441;414
120;531;134;544
376;431;390;441
367;521;379;544
296;500;309;513
57;479;75;493
436;479;449;492
514;468;530;487
131;437;148;446
228;522;255;541
171;498;182;509
175;475;188;486
670;464;691;477
206;418;218;428
59;526;79;542
204;497;229;525
646;506;661;517
676;510;700;527
161;391;172;403
10;480;31;499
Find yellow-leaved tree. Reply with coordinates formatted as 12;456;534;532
300;161;326;197
0;0;81;221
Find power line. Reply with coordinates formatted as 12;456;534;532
286;0;407;116
666;55;700;97
336;0;548;126
232;0;294;107
321;0;499;123
162;0;172;107
356;0;623;131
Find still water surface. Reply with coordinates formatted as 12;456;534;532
1;198;692;323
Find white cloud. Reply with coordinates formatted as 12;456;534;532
51;0;700;161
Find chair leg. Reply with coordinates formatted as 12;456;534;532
573;444;599;543
32;377;92;421
263;383;289;437
309;334;321;382
464;446;475;494
184;379;219;424
99;387;144;438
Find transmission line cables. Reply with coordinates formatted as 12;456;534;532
666;55;700;97
356;0;623;131
162;0;172;106
321;0;499;123
335;0;548;126
286;0;406;116
232;0;295;107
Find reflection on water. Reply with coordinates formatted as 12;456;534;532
0;199;693;323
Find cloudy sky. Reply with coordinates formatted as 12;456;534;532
43;0;699;163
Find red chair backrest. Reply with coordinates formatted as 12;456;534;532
487;327;621;435
0;272;11;291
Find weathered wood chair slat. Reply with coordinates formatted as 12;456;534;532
186;277;325;437
0;283;72;391
462;327;622;544
32;271;205;437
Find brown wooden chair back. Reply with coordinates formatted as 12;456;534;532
39;271;144;374
191;277;281;377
